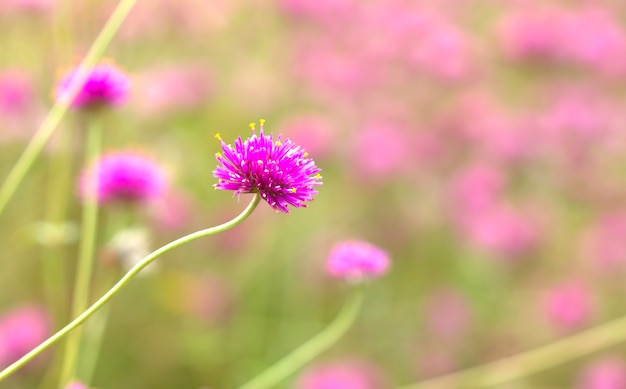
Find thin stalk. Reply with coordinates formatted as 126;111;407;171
0;0;138;217
237;287;364;389
397;313;626;389
59;118;103;387
0;194;261;383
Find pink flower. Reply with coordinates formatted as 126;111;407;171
580;212;626;272
0;305;49;368
447;164;505;218
296;360;386;389
0;69;33;116
279;115;336;159
350;120;413;180
423;288;471;343
542;280;594;331
461;204;540;259
80;151;168;205
132;63;213;118
326;240;389;282
65;382;88;389
578;356;626;389
54;61;129;109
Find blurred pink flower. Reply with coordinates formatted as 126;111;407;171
461;204;541;259
65;382;88;389
350;120;413;180
132;63;213;118
279;0;355;26
423;288;471;343
0;305;49;368
149;190;192;231
578;356;626;389
499;6;626;74
406;13;473;81
580;212;626;272
538;90;619;157
0;69;33;116
542;280;594;331
80;151;168;205
54;61;129;109
326;240;389;282
279;115;336;159
296;360;386;389
183;274;235;326
447;164;505;218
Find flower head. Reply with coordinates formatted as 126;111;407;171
326;240;389;282
54;61;129;109
80;151;168;205
213;120;322;213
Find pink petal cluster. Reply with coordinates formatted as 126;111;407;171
213;121;322;213
80;151;168;205
499;6;626;75
296;360;385;389
0;305;49;368
578;356;626;389
54;61;129;109
326;240;389;282
542;280;594;332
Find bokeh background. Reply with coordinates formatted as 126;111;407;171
3;0;626;388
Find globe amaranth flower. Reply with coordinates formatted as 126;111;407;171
327;240;390;282
213;120;322;213
54;61;129;109
80;151;168;205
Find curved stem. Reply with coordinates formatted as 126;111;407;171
238;287;364;389
0;0;138;217
59;118;103;386
397;313;626;389
0;194;261;383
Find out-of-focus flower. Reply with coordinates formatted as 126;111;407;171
542;280;594;332
132;63;212;118
578;356;626;389
0;305;49;368
448;164;505;218
80;151;168;205
0;69;33;116
461;204;541;259
350;120;413;180
326;240;389;282
296;360;386;389
580;212;626;272
279;115;336;159
64;382;88;389
423;288;471;343
499;6;626;75
213;120;322;213
54;61;129;109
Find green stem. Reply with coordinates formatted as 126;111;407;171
0;0;138;218
237;287;364;389
0;194;261;383
59;118;103;387
397;313;626;389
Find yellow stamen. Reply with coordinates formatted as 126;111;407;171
289;188;297;193
315;174;322;179
215;152;222;158
275;141;282;147
260;118;266;126
303;152;309;158
249;123;256;131
214;133;222;141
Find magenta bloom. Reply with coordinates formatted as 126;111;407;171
80;151;168;205
54;61;129;109
326;240;389;282
213;121;322;213
65;382;88;389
